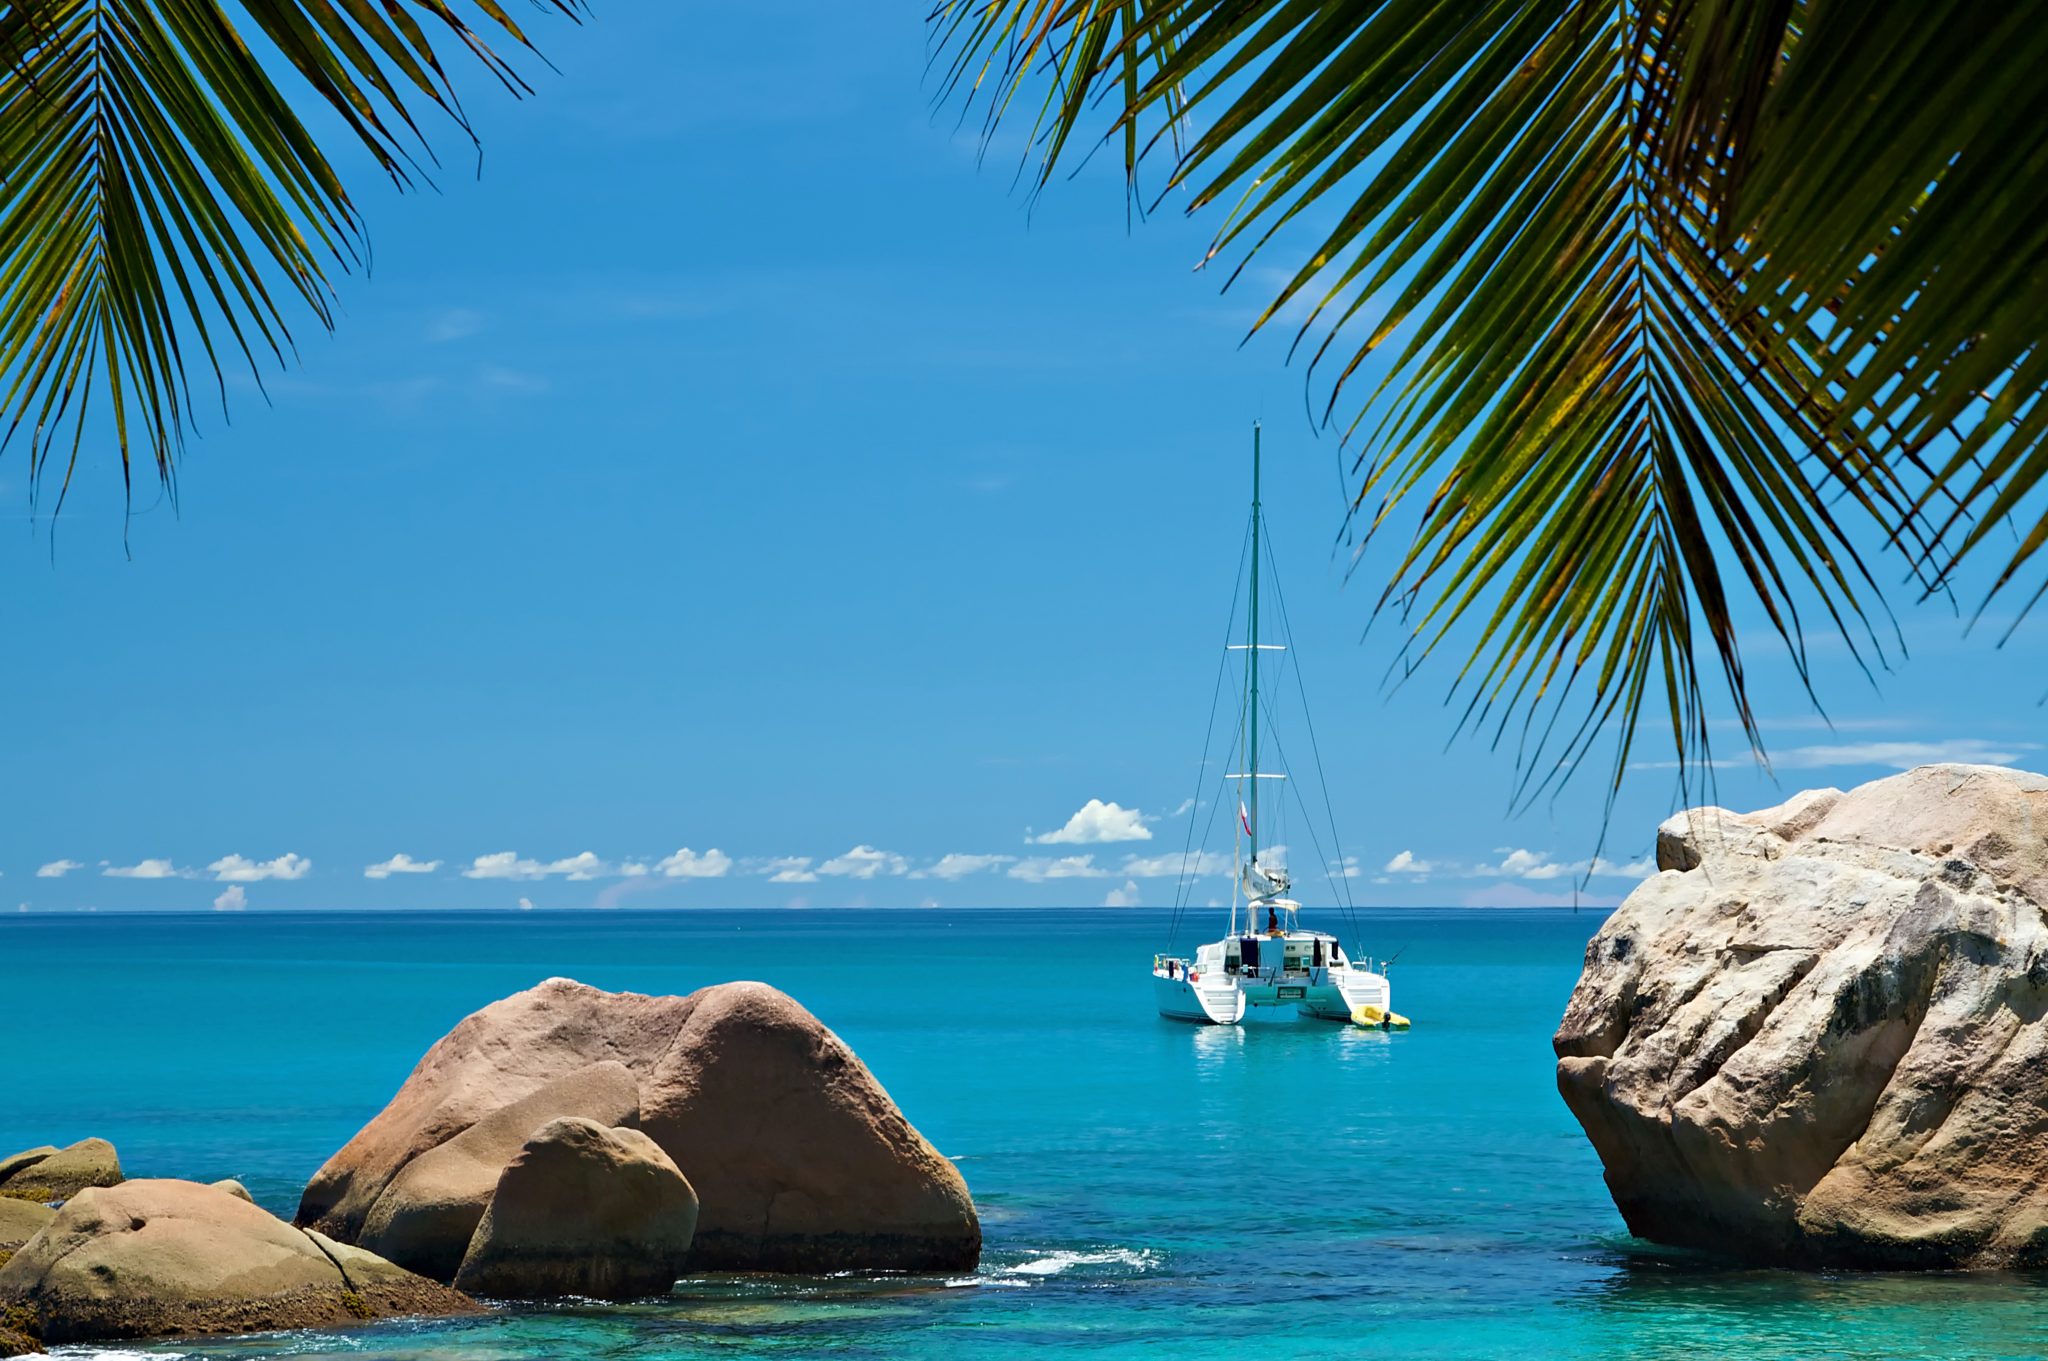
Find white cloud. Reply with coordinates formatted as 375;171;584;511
655;848;732;879
213;885;247;912
1118;850;1233;878
1009;854;1108;882
818;845;908;879
461;851;615;881
517;896;535;911
365;853;440;880
1104;879;1142;907
1591;855;1656;878
103;858;183;879
759;856;819;884
209;853;311;883
1384;850;1433;874
1489;848;1573;880
916;853;1015;881
550;852;609;881
1773;739;2041;770
1171;798;1196;817
36;859;82;878
1031;799;1153;845
463;852;548;881
1332;856;1362;879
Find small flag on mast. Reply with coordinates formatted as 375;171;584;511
1239;800;1253;837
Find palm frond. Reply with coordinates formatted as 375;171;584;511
932;0;2044;796
0;0;576;508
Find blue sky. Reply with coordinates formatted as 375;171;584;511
1;3;2040;912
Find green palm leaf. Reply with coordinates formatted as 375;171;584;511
933;0;2042;798
0;0;576;507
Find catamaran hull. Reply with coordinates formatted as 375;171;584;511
1153;973;1248;1024
1242;969;1388;1021
1154;965;1387;1025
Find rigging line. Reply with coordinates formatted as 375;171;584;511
1261;513;1362;930
1249;688;1344;917
1169;517;1254;951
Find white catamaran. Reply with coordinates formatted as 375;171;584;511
1151;426;1404;1028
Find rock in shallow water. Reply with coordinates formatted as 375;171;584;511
0;1179;475;1345
1555;763;2048;1268
454;1116;697;1299
0;1140;118;1203
299;978;979;1275
358;1060;640;1281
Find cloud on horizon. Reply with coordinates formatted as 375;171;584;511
917;853;1016;881
1009;854;1106;882
36;859;82;878
209;853;311;883
1117;850;1231;878
817;845;908;879
1031;799;1152;845
758;856;818;883
656;847;731;878
462;851;614;881
365;854;441;879
103;858;184;880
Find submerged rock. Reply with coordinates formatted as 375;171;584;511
454;1117;697;1299
0;1141;118;1203
358;1061;639;1281
1556;763;2048;1268
0;1179;475;1345
299;978;979;1274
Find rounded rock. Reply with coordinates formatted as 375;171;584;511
453;1117;697;1300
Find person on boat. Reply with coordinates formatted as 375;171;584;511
1266;905;1280;935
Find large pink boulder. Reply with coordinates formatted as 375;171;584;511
298;979;979;1274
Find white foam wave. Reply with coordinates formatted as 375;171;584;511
1001;1247;1159;1278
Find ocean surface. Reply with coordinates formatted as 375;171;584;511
6;907;2048;1360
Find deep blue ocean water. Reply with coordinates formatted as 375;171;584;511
6;907;2048;1360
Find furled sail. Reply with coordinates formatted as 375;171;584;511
1242;860;1291;901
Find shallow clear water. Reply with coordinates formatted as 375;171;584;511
6;907;2048;1360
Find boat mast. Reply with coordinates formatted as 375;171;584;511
1247;423;1261;871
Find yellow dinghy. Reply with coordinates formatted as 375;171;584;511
1352;1004;1411;1030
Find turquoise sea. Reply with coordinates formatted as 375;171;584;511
6;907;2048;1360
